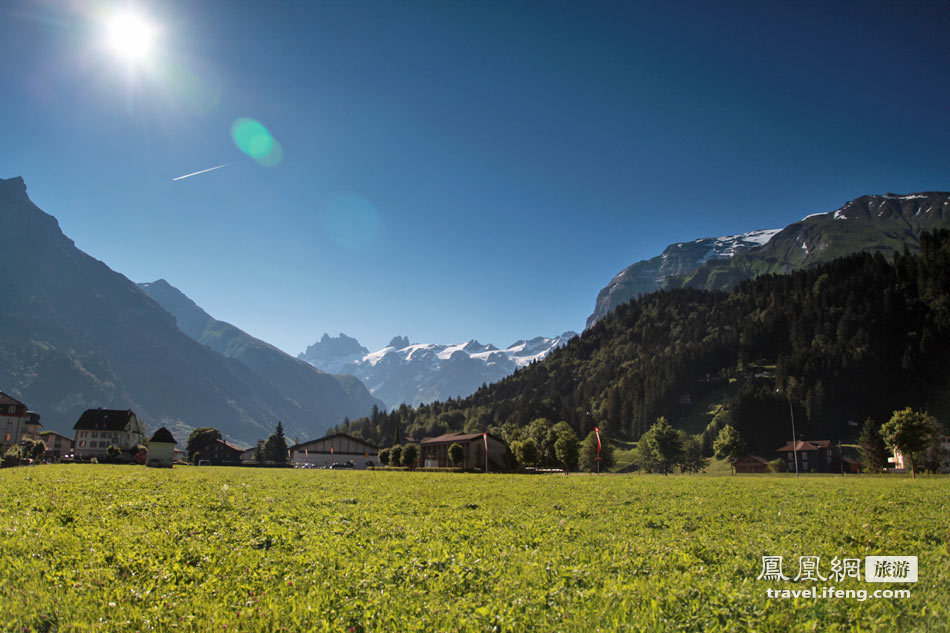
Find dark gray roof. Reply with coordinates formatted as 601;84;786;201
148;427;176;444
74;409;136;431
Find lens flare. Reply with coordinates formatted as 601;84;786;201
230;117;283;166
322;194;381;251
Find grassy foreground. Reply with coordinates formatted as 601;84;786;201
0;466;947;632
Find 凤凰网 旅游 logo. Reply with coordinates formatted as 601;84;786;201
757;555;917;583
864;556;918;583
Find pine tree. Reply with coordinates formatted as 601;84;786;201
264;421;289;464
857;418;887;473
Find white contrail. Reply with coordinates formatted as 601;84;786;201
172;163;230;181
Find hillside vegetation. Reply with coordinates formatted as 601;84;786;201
341;231;950;455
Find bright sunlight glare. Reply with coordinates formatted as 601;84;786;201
105;11;157;63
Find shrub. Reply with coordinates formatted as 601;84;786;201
769;458;787;473
402;444;419;470
389;445;403;468
1;446;22;468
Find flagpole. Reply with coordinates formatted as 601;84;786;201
594;426;602;474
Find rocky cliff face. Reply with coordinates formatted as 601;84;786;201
587;229;779;327
587;192;950;326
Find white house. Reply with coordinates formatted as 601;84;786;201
73;408;146;461
146;427;177;467
0;392;29;451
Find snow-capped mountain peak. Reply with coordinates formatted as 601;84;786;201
299;332;577;408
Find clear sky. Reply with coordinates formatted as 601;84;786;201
2;0;948;354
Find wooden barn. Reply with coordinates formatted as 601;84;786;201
420;432;508;470
733;454;771;474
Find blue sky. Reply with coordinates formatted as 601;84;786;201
2;0;948;354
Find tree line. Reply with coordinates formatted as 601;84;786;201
333;230;950;461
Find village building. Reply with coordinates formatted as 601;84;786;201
0;392;29;451
733;454;771;474
775;439;859;473
420;432;508;470
197;438;244;465
146;427;177;468
890;434;950;473
39;431;74;458
72;408;146;461
288;433;379;468
23;412;42;442
240;440;265;464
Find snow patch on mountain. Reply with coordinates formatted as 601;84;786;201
300;332;578;408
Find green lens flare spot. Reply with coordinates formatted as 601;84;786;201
231;118;280;164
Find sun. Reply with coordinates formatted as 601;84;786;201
104;11;158;64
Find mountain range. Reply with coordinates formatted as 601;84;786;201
587;192;950;326
299;332;577;409
0;176;380;445
342;229;950;454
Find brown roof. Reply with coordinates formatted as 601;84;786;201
776;440;832;452
39;431;73;442
735;455;770;464
421;432;503;445
214;439;244;452
0;392;26;407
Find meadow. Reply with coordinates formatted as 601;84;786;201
0;466;947;632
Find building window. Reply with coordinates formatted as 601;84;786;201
79;441;85;447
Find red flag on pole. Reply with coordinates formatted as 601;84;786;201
594;427;602;454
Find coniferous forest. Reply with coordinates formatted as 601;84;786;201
337;231;950;455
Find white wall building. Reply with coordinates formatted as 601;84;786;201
289;433;379;468
146;427;177;467
73;408;146;460
0;392;28;451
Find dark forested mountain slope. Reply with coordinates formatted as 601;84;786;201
588;192;950;326
342;230;950;454
0;177;378;443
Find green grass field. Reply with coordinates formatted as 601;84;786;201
1;466;947;632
